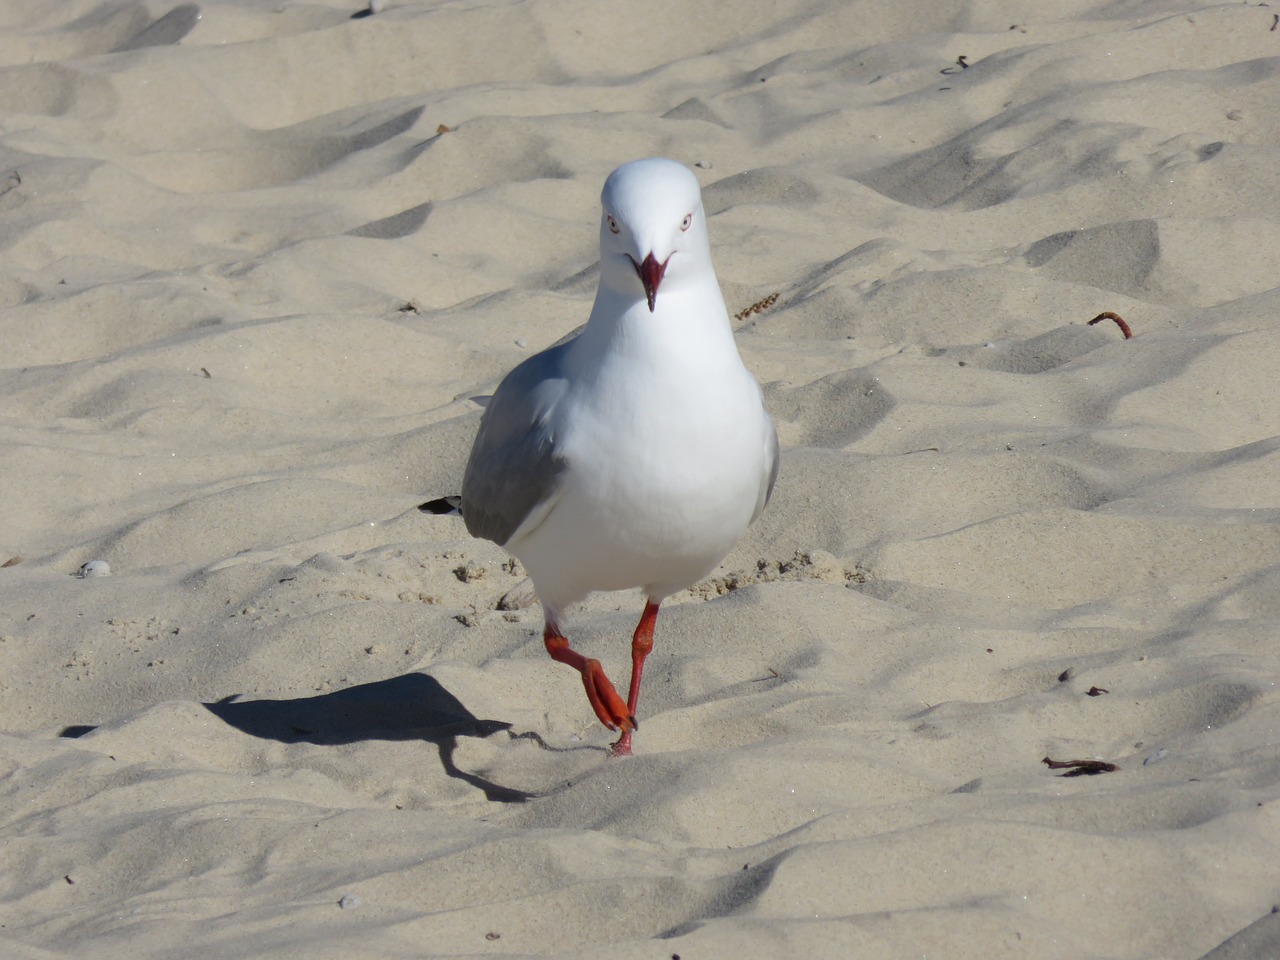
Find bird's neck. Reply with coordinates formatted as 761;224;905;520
581;278;736;358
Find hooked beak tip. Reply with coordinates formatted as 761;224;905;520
632;252;668;313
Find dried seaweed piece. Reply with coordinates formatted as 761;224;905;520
1042;756;1119;776
1086;686;1109;697
734;292;779;321
1087;311;1133;339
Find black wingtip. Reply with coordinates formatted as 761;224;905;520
419;496;462;515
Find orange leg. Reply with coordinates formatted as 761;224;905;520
610;600;660;757
543;623;633;734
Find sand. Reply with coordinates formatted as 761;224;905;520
3;0;1280;957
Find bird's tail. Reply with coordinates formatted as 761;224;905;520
418;495;462;516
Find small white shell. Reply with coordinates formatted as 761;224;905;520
77;560;111;578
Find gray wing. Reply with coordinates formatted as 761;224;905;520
460;342;572;547
753;414;780;524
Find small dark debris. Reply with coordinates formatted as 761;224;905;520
199;367;211;378
64;875;75;885
1086;686;1109;697
2;555;22;567
1042;756;1119;776
733;292;779;322
1058;667;1075;682
1087;311;1133;339
437;124;452;134
485;932;501;941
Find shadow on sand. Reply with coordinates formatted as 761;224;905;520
58;673;612;801
197;670;537;808
200;673;536;803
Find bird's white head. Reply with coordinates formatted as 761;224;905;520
598;158;712;314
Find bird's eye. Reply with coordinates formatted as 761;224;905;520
680;213;693;231
607;215;620;234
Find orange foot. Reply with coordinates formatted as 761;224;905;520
579;657;635;734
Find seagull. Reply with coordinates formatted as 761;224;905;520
424;158;778;755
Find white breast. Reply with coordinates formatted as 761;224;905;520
508;296;772;611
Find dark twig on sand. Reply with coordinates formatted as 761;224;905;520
1087;311;1133;339
1042;756;1119;777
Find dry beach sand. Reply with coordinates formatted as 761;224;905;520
4;0;1280;956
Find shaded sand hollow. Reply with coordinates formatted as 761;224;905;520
3;1;1280;958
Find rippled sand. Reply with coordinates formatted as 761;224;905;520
3;2;1280;957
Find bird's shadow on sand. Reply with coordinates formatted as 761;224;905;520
59;673;608;802
201;673;537;803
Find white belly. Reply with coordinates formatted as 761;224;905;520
510;366;769;611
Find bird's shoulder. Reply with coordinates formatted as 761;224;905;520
478;341;574;440
459;340;575;546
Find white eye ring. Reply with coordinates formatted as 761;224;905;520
607;215;620;234
680;213;693;231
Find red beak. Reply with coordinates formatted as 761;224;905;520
630;253;669;312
